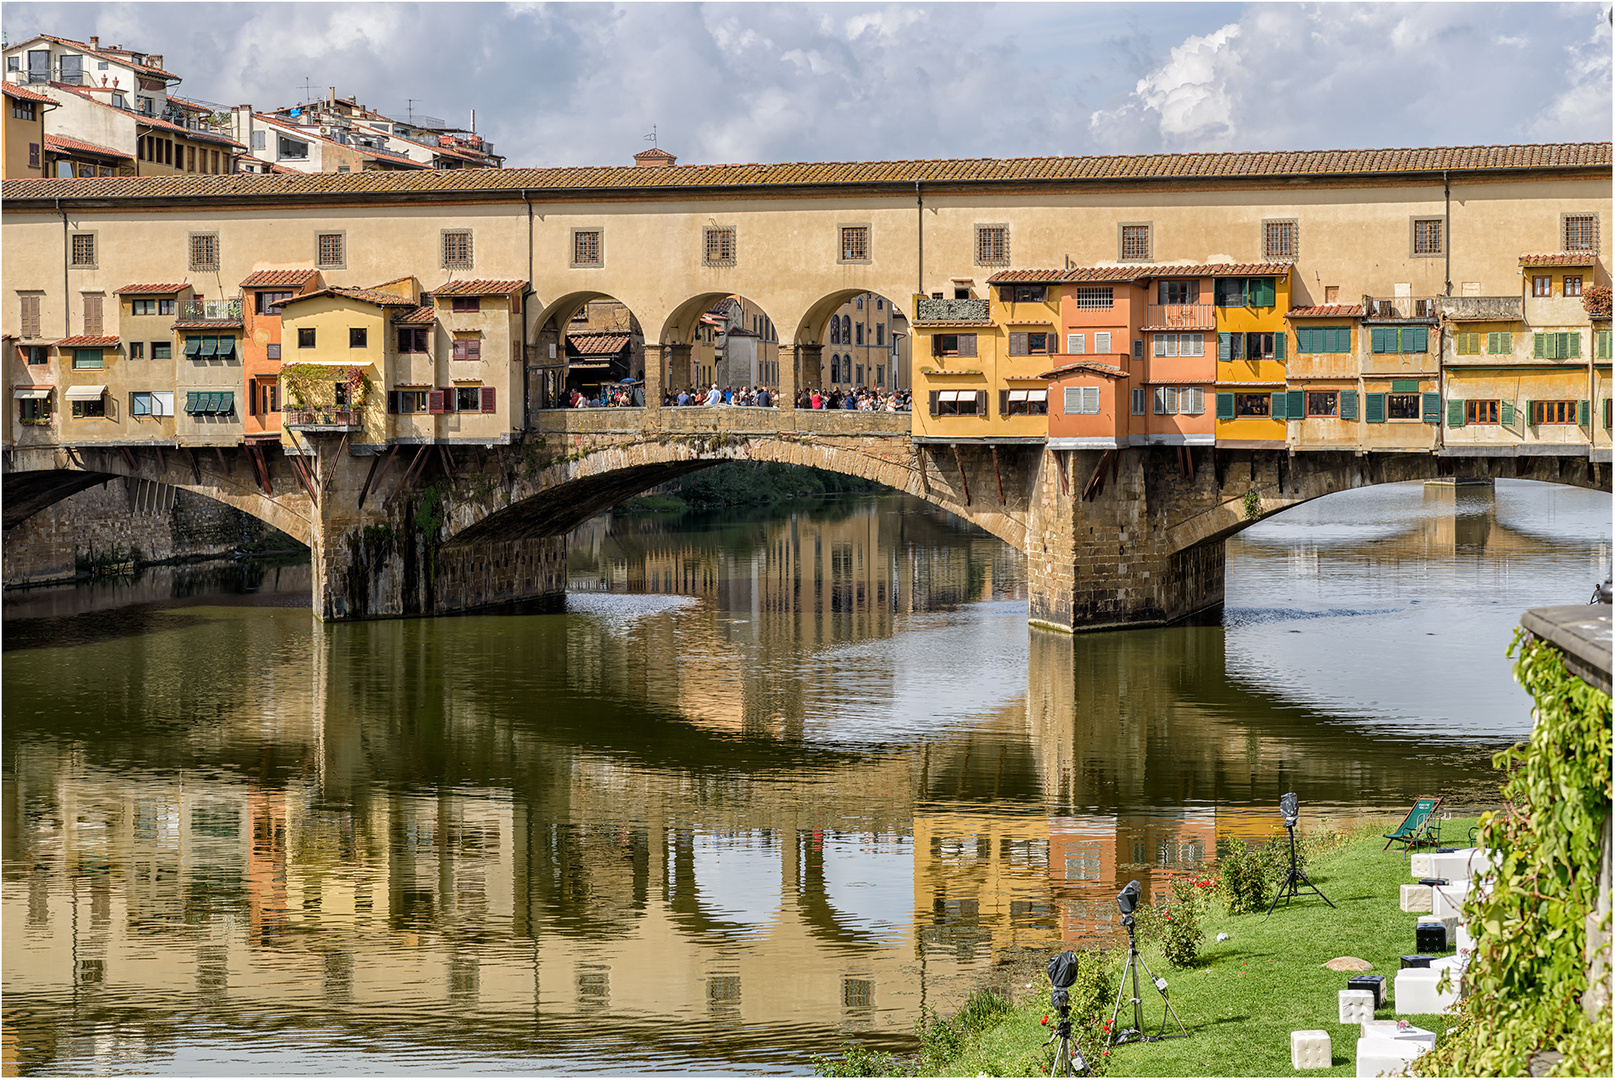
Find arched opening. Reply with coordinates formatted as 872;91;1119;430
794;289;912;411
657;293;783;405
531;291;647;410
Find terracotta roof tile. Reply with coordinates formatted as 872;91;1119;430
45;84;245;148
3;83;56;104
37;34;181;80
1287;304;1366;317
280;286;416;308
432;279;527;296
393;306;436;326
1039;360;1128;378
911;319;997;328
1519;253;1599;267
56;335;121;347
114;282;188;295
43;133;131;160
988;261;1293;285
6;141;1607;202
568;332;631;356
240;269;320;288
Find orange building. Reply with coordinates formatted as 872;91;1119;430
240;269;320;442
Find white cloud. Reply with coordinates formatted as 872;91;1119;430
1529;6;1613;140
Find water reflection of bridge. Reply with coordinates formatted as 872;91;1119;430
4;489;1564;1072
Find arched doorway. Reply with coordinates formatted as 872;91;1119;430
800;289;911;407
532;292;646;409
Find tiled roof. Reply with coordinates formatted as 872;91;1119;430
393;306;435;326
5;141;1607;202
240;269;319;288
432;279;527;296
1519;253;1599;267
567;332;631;355
114;282;188;295
37;34;181;80
3;83;56;104
1039;360;1128;378
56;335;121;347
1287;304;1366;317
44;133;131;160
251;113;426;169
989;261;1293;285
280;286;416;308
44;83;246;148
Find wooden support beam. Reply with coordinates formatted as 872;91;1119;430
119;446;138;473
1211;447;1221;489
185;447;202;485
1053;450;1068;497
436;444;455;489
321;433;349;494
384;445;430;509
990;446;1005;505
288;452;319;507
215;446;231;475
1082;450;1113;501
361;445;399;510
950;444;971;506
153;444;165;473
246;443;272;496
356;453;383;509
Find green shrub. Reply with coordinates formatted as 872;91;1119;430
809;1042;903;1077
1136;872;1215;967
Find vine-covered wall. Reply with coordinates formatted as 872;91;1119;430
1412;631;1612;1077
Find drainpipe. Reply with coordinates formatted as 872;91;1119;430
1442;171;1452;298
521;188;533;425
1436;170;1452;460
916;182;924;301
58;199;70;337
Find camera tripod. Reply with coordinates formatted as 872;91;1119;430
1107;914;1188;1046
1043;998;1087;1076
1266;818;1336;916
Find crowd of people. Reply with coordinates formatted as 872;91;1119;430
567;383;912;411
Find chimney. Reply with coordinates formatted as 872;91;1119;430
329;86;336;104
633;146;677;168
147;54;161;68
89;36;99;49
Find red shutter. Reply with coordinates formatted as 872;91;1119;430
427;390;447;414
467;339;481;362
452;339;467;361
480;386;496;413
439;387;457;413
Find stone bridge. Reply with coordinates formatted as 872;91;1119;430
4;410;1609;631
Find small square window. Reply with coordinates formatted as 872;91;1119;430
131;299;156;316
703;226;736;267
1564;275;1583;297
151;341;172;360
571;229;602;268
442;229;474;270
70;233;96;267
1119;223;1151;261
839;225;870;263
1412;218;1444;257
975;225;1009;266
1262;219;1297;260
1564;214;1597;251
349;327;367;348
189;232;219;272
158;299;175;316
1532;275;1553;298
451;297;480;313
317;232;345;269
298;328;316;348
130;341;145;360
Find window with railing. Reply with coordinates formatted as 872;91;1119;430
1564;214;1597;252
703;226;736;267
975;225;1009;266
1074;285;1113;310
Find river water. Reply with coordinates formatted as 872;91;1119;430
2;479;1608;1074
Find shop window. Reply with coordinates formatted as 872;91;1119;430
1306;391;1339;417
1464;399;1500;424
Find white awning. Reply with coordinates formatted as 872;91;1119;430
65;385;106;400
938;390;960;402
1028;389;1048;402
1008;390;1028;402
12;388;51;400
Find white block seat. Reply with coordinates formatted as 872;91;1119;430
1339;989;1376;1023
1356;1037;1430;1078
1399;883;1432;913
1292;1029;1332;1070
1394;965;1462;1014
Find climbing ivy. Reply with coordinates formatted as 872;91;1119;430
1243;487;1261;520
1409;630;1612;1077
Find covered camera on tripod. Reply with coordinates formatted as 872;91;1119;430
1048;949;1078;1009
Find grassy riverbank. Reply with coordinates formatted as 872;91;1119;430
820;818;1486;1077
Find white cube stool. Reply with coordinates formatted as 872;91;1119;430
1429;848;1493;880
1339;989;1376;1023
1356;1036;1429;1078
1456;921;1475;952
1399;883;1433;912
1409;852;1433;877
1292;1029;1332;1070
1432;880;1469;919
1395;967;1461;1014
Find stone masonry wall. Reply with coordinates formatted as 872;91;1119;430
3;479;300;586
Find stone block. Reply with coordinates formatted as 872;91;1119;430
1339;989;1376;1023
1356;1037;1429;1078
1456;921;1475;953
1291;1029;1332;1070
1428;849;1491;880
1399;884;1432;912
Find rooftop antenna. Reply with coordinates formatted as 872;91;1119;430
644;124;658;149
408;98;417;124
300;76;318;106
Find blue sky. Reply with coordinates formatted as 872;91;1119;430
4;2;1610;167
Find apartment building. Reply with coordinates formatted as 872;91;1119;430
820;291;908;391
3;82;52;177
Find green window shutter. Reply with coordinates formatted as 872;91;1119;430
1500;331;1513;354
1340;390;1358;420
1424;393;1442;423
1567;332;1581;358
1275;331;1287;361
1578;399;1590;426
1215;392;1235;419
1404;327;1427;353
1296;327;1313;353
1365;392;1386;423
1392;379;1419;392
1533;332;1547;359
1501;401;1515;426
1597;330;1612;360
1329;326;1349;353
1270;391;1286;419
1526;400;1537;424
1446;398;1464;427
1603;398;1611;430
1370;327;1389;353
1218;332;1231;361
1286;389;1303;418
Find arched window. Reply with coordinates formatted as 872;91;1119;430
829;318;840;344
830;356;840;383
841;315;852;342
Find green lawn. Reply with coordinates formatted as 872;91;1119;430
928;820;1481;1077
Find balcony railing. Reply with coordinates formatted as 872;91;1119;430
1364;297;1437;320
177;298;243;322
915;297;990;323
1143;302;1216;330
284;406;361;429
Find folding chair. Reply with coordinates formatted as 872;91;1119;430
1383;796;1443;851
